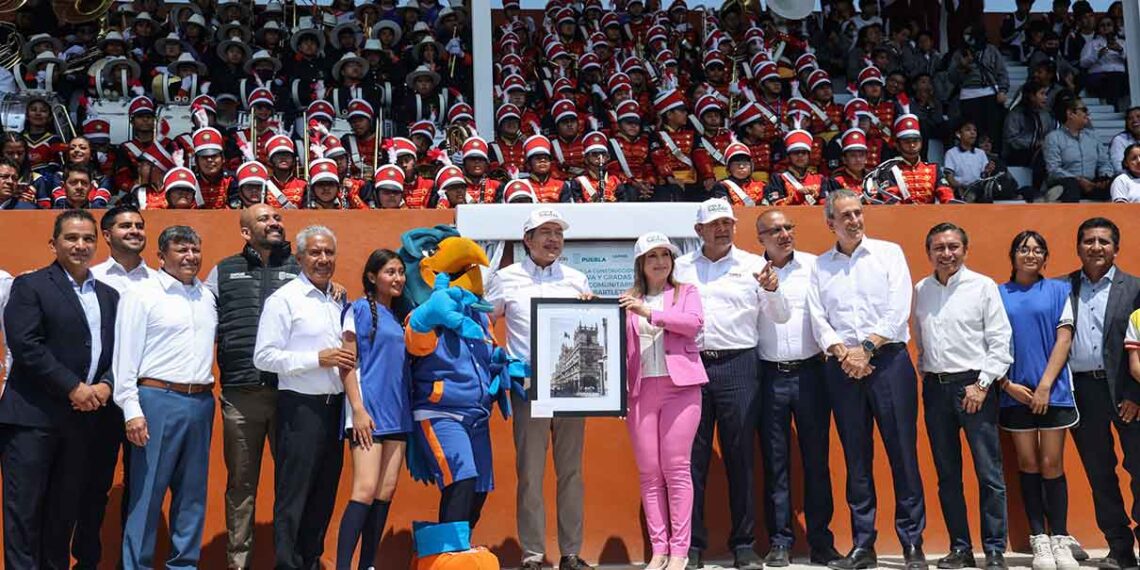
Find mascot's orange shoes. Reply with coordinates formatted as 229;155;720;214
411;546;501;569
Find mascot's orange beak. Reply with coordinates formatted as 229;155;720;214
420;236;490;296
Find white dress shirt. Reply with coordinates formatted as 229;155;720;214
1;270;12;380
674;246;790;351
91;257;157;294
68;272;103;384
807;237;913;351
113;269;217;423
253;272;345;395
757;251;822;362
484;256;592;364
913;266;1014;387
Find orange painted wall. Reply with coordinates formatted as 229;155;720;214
0;204;1137;569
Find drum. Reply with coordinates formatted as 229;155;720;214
158;104;194;140
0;93;28;133
86;98;132;144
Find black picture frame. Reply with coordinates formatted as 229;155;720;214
528;297;628;417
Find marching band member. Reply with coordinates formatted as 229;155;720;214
711;143;767;206
522;134;566;204
372;164;408;209
191;127;233;209
262;135;307;209
764;129;833;206
389;137;434;209
651;89;698;202
342;99;382;179
306;159;347;210
872;114;955;204
692;94;734;196
490;104;527;174
549;99;587;179
608;99;655;201
732;103;776;183
432;164;469;209
229;161;270;209
459;137;501;204
161;166;201;210
561;131;629;203
829;129;873;196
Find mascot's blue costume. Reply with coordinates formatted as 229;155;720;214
395;225;527;568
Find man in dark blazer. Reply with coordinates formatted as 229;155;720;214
0;209;120;570
1067;216;1140;570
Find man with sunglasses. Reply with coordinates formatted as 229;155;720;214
754;210;841;568
1042;96;1114;202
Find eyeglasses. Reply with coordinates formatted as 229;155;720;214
760;224;796;236
1017;246;1046;256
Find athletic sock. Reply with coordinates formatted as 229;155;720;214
357;499;391;570
336;500;372;570
1042;474;1069;536
1019;471;1046;536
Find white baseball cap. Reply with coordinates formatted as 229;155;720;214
522;208;570;233
695;198;737;224
634;231;680;259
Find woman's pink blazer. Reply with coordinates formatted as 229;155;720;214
624;283;709;397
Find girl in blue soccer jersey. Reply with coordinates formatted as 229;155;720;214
336;249;412;570
997;230;1082;570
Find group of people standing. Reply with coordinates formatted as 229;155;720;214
0;196;1139;570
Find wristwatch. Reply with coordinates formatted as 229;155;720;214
861;339;876;356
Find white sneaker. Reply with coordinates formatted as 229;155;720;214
1031;534;1056;570
1051;535;1080;570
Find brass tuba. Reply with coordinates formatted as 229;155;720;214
0;22;23;70
54;0;117;25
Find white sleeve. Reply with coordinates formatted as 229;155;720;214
871;244;914;341
1110;175;1130;203
482;271;507;319
1058;297;1075;328
205;265;220;297
112;291;149;422
807;263;843;351
980;279;1015;385
253;294;321;375
343;308;357;334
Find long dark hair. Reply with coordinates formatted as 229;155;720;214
1008;230;1049;282
361;248;403;341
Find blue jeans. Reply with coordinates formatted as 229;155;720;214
922;374;1007;553
123;387;215;569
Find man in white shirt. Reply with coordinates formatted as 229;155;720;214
77;204;156;570
253;225;353;570
806;189;927;570
754;210;840;568
113;225;217;569
483;209;595;570
673;198;790;569
913;223;1013;570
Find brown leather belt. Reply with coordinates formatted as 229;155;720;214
139;378;213;394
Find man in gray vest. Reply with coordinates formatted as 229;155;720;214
206;204;300;570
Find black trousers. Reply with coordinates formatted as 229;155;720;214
922;374;1007;553
1069;375;1140;555
274;391;346;570
826;346;926;549
0;424;88;570
72;403;128;570
758;358;836;551
691;349;761;553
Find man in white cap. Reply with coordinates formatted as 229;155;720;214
674;198;789;569
484;209;595;570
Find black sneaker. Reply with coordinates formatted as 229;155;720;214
558;555;594;570
734;547;764;570
765;546;791;568
984;551;1007;570
686;548;703;569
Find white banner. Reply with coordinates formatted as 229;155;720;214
513;240;635;297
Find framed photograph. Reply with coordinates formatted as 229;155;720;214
528;298;627;417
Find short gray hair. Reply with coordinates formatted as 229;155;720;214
157;225;201;252
823;189;860;220
295;225;337;253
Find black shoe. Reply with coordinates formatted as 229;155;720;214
766;546;791;567
522;562;544;570
936;549;977;569
1066;538;1089;562
811;546;844;566
734;547;765;570
1099;551;1140;570
686;549;704;570
904;545;929;570
828;547;878;570
984;551;1007;570
558;556;593;570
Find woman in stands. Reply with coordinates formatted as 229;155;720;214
1109;143;1140;202
336;249;411;570
998;230;1081;570
1079;15;1129;111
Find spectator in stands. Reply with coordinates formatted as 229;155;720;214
885;70;908;102
1047;0;1074;36
847;23;885;83
945;27;1009;152
1064;1;1098;64
1109;1;1124;33
944;120;993;195
1110;144;1140;202
1079;15;1129;111
1002;0;1038;60
1029;33;1079;90
909;74;948;157
883;25;915;72
1109;107;1140;174
1004;80;1057;195
849;0;884;33
902;31;943;79
1043;96;1114;202
0;158;35;210
1021;21;1049;64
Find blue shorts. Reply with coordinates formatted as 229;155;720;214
413;416;493;492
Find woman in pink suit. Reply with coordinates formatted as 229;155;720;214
619;231;709;570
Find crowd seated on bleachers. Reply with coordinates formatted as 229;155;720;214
1;0;1138;211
